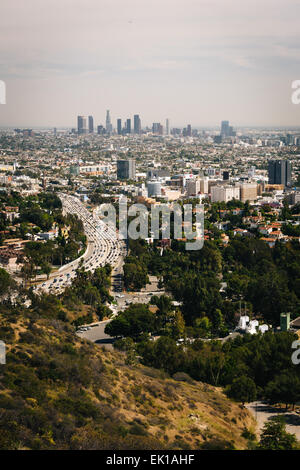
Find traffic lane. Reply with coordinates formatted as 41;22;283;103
35;240;93;286
38;230;121;292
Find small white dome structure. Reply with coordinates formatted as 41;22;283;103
246;320;259;335
258;324;269;334
238;315;249;330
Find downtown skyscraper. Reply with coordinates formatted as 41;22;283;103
77;115;88;134
134;114;141;134
126;118;131;134
166;119;170;135
88;115;94;134
152;122;163;135
106;110;112;134
268;160;292;187
220;120;235;138
117;159;136;180
117;118;122;135
77;115;94;134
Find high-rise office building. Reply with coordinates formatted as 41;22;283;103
117;119;122;135
239;183;258;203
268;160;292;187
166;119;169;135
187;124;192;137
152;123;163;135
200;178;209;194
221;120;235;137
186;179;201;197
106;110;112;134
126;119;131;134
228;126;236;137
77;115;88;134
134;114;141;134
286;134;295;146
211;185;240;203
152;123;159;134
117;159;136;180
88;115;94;133
214;135;222;144
221;120;230;137
77;116;83;134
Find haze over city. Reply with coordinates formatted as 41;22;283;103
1;0;300;128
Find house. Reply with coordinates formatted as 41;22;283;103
233;228;248;236
260;237;276;248
37;227;58;240
2;208;19;222
269;230;283;240
215;220;230;231
242;215;263;229
0;248;23;267
258;226;273;236
220;233;229;245
290;317;300;339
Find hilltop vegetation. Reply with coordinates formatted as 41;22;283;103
123;236;300;329
0;302;255;450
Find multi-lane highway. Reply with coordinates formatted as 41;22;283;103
36;193;124;295
34;193;162;349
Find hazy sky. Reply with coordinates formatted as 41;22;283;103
1;0;300;128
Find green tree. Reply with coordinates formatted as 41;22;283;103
0;268;14;296
105;304;156;340
258;416;299;450
212;308;224;332
123;262;149;290
41;262;51;280
227;376;257;405
195;316;211;331
171;311;186;339
265;371;300;410
139;336;184;375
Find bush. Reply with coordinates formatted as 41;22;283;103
172;372;194;384
241;428;256;441
129;423;148;436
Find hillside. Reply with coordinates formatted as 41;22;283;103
0;305;255;450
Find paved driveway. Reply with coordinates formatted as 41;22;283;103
246;401;300;439
77;320;115;350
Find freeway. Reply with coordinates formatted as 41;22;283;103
36;193;124;295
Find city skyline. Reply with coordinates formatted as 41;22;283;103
1;0;300;127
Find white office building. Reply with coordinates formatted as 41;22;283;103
211;185;240;203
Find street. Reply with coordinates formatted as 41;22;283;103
246;401;300;440
35;193;124;295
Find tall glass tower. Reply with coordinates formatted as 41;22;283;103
134;114;141;134
106;110;112;133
